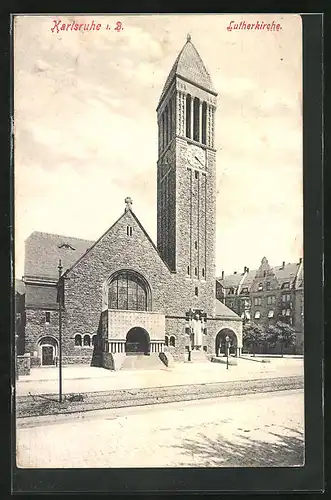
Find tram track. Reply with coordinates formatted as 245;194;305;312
15;375;304;420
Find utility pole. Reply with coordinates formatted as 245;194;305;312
58;259;63;402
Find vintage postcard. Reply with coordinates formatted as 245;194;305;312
14;14;304;470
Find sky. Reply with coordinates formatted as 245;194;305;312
14;14;303;278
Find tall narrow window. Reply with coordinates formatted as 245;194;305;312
45;311;51;324
195;287;198;297
186;94;191;138
162;112;165;150
202;268;205;278
74;334;82;347
195;170;199;179
195;267;198;276
201;101;207;144
193;97;200;142
169;98;173;141
165;105;169;145
187;266;190;275
194;240;198;249
126;225;133;236
83;334;91;347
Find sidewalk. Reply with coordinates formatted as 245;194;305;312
16;357;304;396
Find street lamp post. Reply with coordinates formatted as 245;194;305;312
58;259;63;403
225;334;230;370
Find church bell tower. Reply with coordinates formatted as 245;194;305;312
156;34;217;284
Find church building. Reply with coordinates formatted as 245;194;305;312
16;35;243;369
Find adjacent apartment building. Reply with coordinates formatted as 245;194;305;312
216;257;304;353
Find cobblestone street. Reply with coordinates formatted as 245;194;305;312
16;389;304;468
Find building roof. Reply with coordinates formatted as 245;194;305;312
158;36;216;107
215;299;241;319
217;261;302;291
218;273;243;288
273;262;300;286
239;269;258;287
24;231;94;280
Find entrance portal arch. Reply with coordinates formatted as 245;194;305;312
215;328;238;357
125;327;150;355
37;336;58;366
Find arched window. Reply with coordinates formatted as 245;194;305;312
170;336;176;347
186;94;192;138
201;101;207;145
108;271;150;311
193;97;200;142
83;334;91;347
165;335;169;346
74;334;82;347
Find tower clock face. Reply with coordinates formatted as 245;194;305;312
185;144;206;170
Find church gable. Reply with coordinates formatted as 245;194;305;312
65;201;171;283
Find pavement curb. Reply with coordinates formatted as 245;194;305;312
16;375;304;421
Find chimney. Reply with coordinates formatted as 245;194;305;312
221;270;224;280
299;257;302;264
234;271;237;275
247;267;249;273
282;261;285;267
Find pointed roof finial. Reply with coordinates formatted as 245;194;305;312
125;196;133;211
187;33;191;42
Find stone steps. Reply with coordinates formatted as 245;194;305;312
120;353;167;370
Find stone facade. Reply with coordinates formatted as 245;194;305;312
17;354;31;376
18;36;243;368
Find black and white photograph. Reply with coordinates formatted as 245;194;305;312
14;13;305;470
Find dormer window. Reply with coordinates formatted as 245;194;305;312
282;282;290;289
258;283;263;291
266;282;271;291
58;242;75;250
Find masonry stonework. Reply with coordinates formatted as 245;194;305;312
19;36;243;368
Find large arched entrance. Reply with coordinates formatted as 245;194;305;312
125;327;150;355
215;329;238;357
